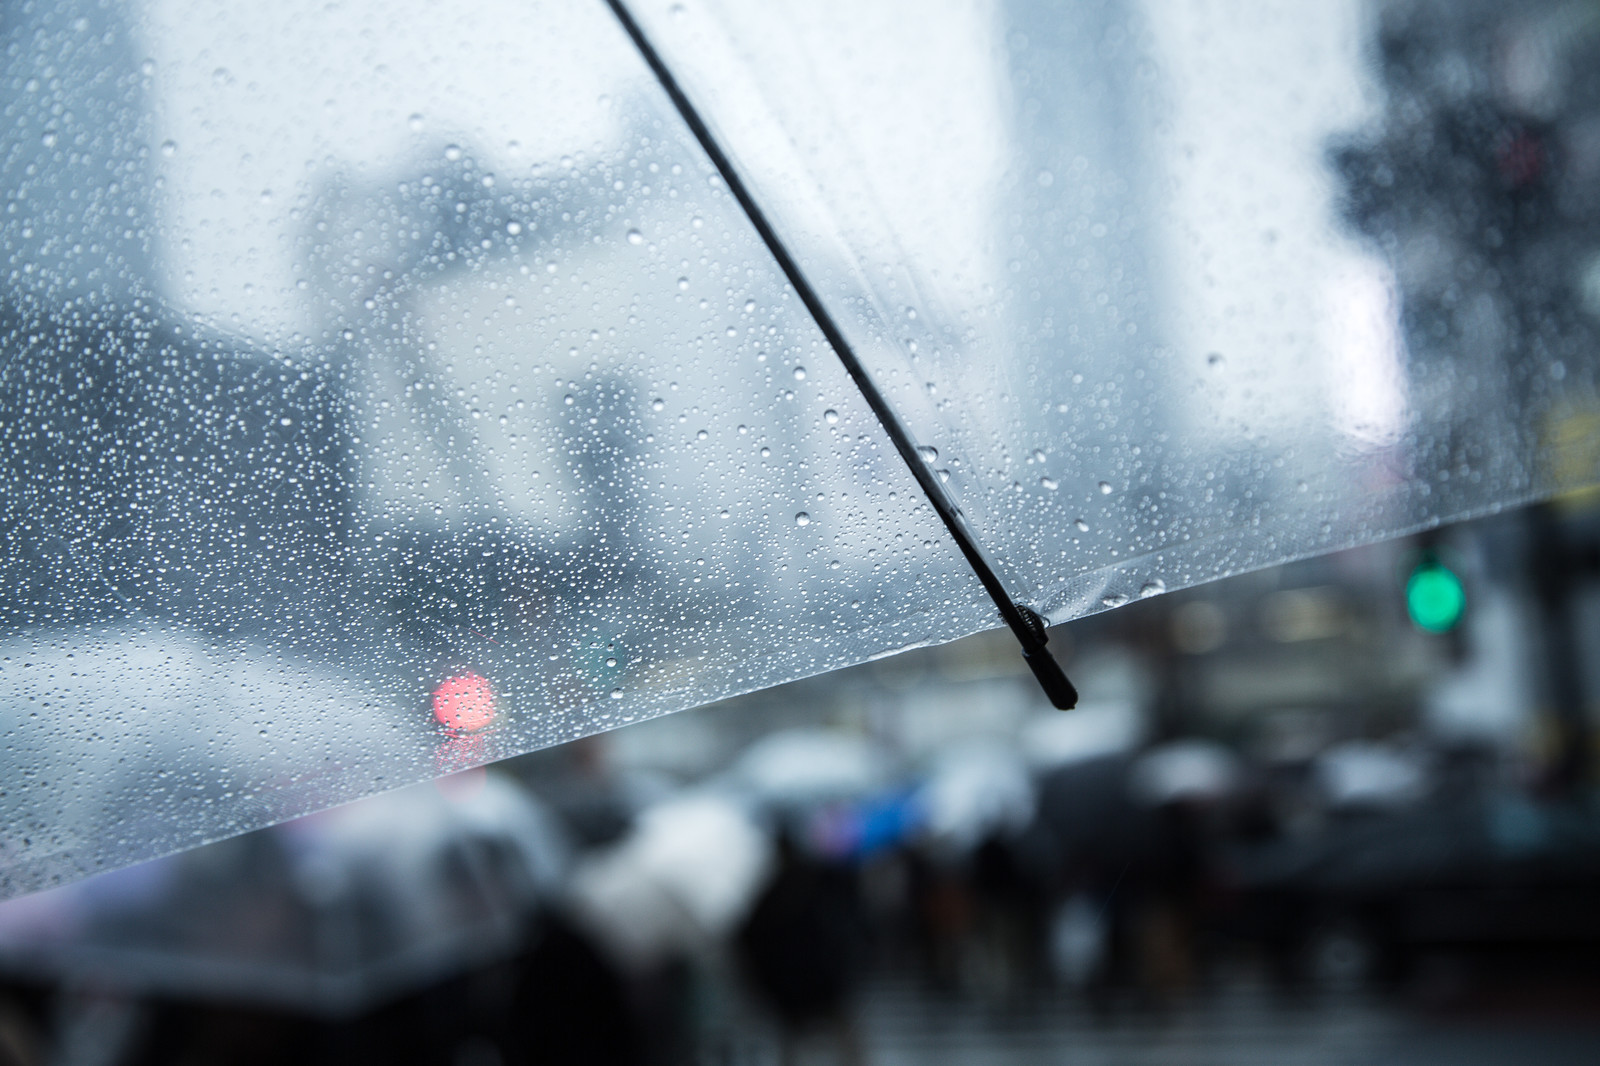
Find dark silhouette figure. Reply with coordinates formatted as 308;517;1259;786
737;830;866;1066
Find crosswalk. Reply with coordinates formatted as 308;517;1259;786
703;975;1600;1066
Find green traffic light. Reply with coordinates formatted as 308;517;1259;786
1407;560;1465;632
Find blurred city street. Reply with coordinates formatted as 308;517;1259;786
6;0;1600;1062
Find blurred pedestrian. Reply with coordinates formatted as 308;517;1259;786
736;828;866;1066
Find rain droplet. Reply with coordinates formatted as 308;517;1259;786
1040;477;1058;491
793;366;806;381
1098;481;1113;495
794;512;811;526
760;447;771;458
1139;579;1166;599
1101;593;1129;608
563;394;576;406
1030;449;1046;464
823;409;839;425
1207;352;1225;369
917;445;939;463
160;140;177;157
626;228;644;245
677;277;690;290
444;144;462;161
40;131;57;148
652;398;665;411
696;429;708;440
610;688;624;699
408;113;425;131
605;657;618;668
506;221;522;235
744;300;756;313
1075;518;1089;532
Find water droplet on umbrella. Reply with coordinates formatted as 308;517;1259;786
793;366;806;381
1098;481;1113;495
917;445;938;463
626;229;644;245
1075;518;1089;532
794;512;811;526
610;688;624;699
1139;579;1166;598
824;409;839;424
1040;477;1058;490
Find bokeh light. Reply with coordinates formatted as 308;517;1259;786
1406;559;1466;633
432;672;497;733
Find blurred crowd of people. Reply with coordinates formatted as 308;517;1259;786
4;651;1600;1066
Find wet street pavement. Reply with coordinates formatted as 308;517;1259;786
723;975;1600;1066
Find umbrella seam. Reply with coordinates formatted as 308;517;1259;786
603;0;1076;708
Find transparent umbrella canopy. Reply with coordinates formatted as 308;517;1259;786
3;0;1597;898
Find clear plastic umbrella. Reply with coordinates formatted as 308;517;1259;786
731;729;893;807
565;790;771;971
4;0;1598;897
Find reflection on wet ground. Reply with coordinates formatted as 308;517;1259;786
800;977;1600;1066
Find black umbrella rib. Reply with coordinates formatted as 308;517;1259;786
604;0;1076;709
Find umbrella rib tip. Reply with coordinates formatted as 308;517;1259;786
1017;607;1077;710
